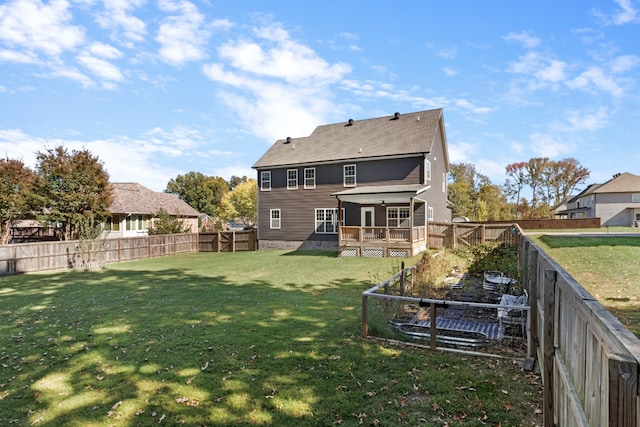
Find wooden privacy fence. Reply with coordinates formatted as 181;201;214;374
198;230;257;252
428;222;518;249
519;234;639;427
0;233;198;275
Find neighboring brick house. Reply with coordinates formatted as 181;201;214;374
105;183;199;238
557;172;640;226
252;109;452;257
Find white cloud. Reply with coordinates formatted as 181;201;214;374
426;43;458;60
610;54;640;73
156;0;210;66
0;48;40;64
443;67;458;77
448;141;478;164
95;0;146;44
216;24;351;85
567;66;624;97
503;31;541;49
202;20;354;142
562;108;609;132
0;0;85;57
594;0;640;25
508;52;567;83
88;42;123;59
529;132;574;157
77;53;124;83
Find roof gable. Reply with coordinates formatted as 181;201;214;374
110;182;199;217
592;172;640;194
252;109;446;169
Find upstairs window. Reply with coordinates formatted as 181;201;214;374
287;169;298;190
304;168;316;189
428;206;434;221
425;159;431;183
633;194;640;202
344;164;356;187
260;171;271;191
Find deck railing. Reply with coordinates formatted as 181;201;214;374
340;226;426;243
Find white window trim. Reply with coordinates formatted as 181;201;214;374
425;159;431;183
632;193;640;203
270;209;281;229
386;207;410;228
442;173;446;193
428;206;434;221
315;208;343;234
261;171;271;191
287;169;298;190
304;167;316;189
344;164;356;187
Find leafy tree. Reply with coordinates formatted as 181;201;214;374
229;175;248;190
165;172;229;217
218;179;257;227
503;162;527;218
0;158;38;244
35;145;112;241
504;157;590;218
448;163;510;221
148;208;190;234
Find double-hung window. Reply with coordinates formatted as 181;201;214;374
344;164;356;187
387;207;410;228
260;171;271;191
304;168;316;189
270;209;281;229
633;194;640;202
287;169;298;190
424;159;431;183
315;208;342;234
428;206;434;221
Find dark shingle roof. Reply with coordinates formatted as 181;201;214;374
110;183;199;217
252;109;445;168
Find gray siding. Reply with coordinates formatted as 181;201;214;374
424;124;451;222
257;157;424;241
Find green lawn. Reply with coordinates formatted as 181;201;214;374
0;251;542;426
532;234;640;338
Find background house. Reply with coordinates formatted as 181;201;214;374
252;109;451;257
556;172;640;226
106;183;199;238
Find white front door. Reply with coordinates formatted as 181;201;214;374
361;207;375;227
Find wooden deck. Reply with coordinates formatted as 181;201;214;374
338;226;427;257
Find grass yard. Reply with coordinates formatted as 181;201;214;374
0;251;542;426
532;234;640;338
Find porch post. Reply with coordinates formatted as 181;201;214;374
338;198;343;247
410;198;415;255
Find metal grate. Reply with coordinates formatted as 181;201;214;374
363;248;385;258
388;249;409;258
341;247;359;257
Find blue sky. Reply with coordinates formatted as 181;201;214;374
1;0;639;192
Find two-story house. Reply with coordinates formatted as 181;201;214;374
252;109;452;257
556;172;640;226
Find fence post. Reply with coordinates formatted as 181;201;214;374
608;354;638;427
527;247;539;360
429;303;437;350
399;261;406;295
362;294;368;337
543;269;557;427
